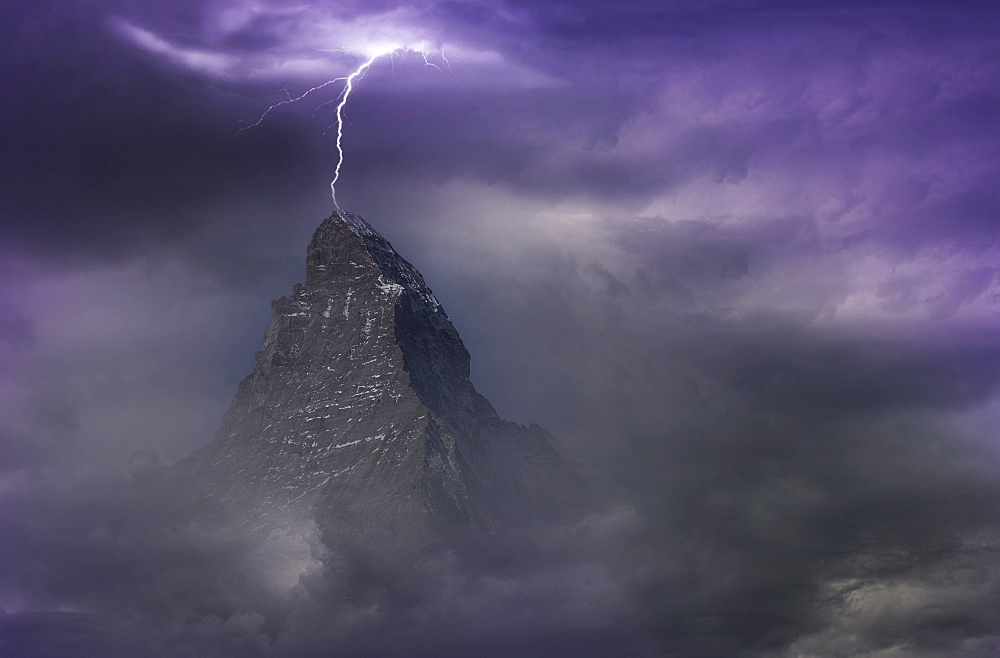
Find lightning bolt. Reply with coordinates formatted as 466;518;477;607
236;76;348;135
239;47;452;209
329;53;382;210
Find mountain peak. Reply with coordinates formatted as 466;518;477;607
307;210;445;314
181;211;584;549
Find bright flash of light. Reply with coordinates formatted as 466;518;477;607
329;52;382;210
239;45;450;209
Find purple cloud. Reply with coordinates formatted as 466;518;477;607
2;0;1000;654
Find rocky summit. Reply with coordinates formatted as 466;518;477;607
181;210;583;549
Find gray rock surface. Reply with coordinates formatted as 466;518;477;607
180;211;583;549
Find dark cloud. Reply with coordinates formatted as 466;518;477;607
3;0;1000;654
0;458;649;656
4;0;999;265
0;1;326;265
2;310;1000;655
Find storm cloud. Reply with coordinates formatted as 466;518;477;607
2;0;1000;655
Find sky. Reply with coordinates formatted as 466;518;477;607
2;0;1000;655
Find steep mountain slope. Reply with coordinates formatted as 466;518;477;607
181;210;583;548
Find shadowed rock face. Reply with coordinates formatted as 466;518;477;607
181;211;582;549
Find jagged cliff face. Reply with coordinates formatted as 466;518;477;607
183;211;581;547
